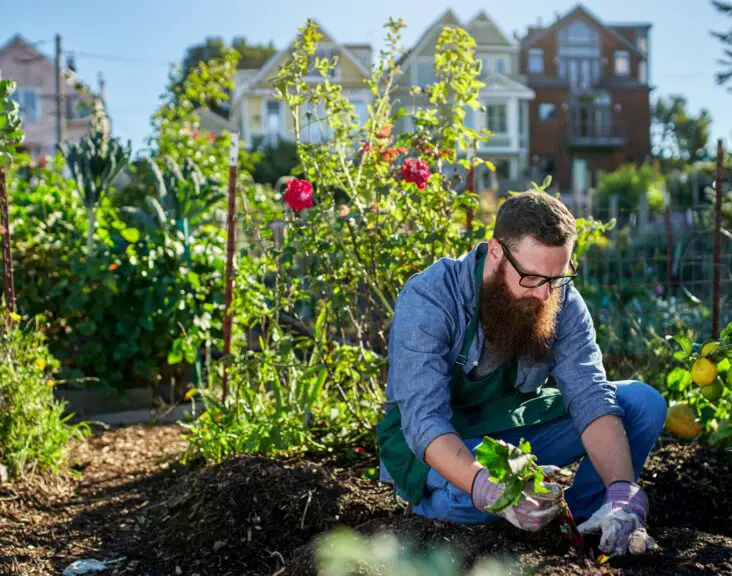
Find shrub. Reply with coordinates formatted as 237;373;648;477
0;313;89;478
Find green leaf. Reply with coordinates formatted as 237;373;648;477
666;367;692;392
669;334;693;360
121;227;141;243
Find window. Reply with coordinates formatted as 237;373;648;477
11;89;39;122
495;56;509;75
66;97;92;120
614;51;630;76
639;60;647;83
528;49;544;74
351;99;368;127
485;104;507;133
306;48;338;78
266;100;281;139
539;103;556;121
564;20;597;44
416;60;437;86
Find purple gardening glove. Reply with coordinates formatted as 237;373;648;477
471;467;563;532
577;481;659;556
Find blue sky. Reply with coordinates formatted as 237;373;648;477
2;0;730;154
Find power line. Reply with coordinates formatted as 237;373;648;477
67;50;173;67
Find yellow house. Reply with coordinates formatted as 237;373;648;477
210;20;374;150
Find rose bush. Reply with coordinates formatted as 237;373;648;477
183;18;612;461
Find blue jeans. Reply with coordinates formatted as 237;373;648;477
409;381;667;525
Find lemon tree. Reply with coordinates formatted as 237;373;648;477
663;324;732;450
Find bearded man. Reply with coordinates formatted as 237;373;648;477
376;191;666;557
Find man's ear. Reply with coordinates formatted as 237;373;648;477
487;238;502;262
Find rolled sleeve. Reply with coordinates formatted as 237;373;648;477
551;285;624;435
386;281;458;462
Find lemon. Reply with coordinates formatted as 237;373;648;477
665;402;702;440
701;340;721;358
700;380;724;402
691;357;718;387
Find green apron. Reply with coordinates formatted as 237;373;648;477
376;248;567;505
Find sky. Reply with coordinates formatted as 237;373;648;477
2;0;730;154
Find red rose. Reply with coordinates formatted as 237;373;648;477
283;178;314;213
401;158;431;190
209;133;216;143
191;129;200;139
38;155;47;168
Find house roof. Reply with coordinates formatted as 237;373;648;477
246;18;372;90
521;4;646;56
0;34;99;96
465;9;514;46
396;8;462;67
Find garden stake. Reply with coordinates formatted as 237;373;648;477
0;165;14;313
221;132;238;402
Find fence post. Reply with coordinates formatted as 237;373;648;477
0;165;14;314
664;204;674;297
712;139;724;339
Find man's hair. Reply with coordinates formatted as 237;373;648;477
493;191;576;249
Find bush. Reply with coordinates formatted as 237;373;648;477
0;313;89;478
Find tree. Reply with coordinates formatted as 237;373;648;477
651;95;712;168
711;1;732;90
172;37;277;117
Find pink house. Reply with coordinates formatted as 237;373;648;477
0;34;104;160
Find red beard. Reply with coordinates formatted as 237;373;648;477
479;259;561;363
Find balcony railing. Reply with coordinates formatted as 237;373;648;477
566;108;627;148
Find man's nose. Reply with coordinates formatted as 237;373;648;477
531;282;552;302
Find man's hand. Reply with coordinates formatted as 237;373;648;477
577;481;658;556
471;467;563;532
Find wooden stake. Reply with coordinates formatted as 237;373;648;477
712;139;724;339
221;133;238;402
0;165;15;313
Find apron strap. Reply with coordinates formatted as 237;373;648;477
454;247;486;370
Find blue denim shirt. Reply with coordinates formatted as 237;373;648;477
380;241;624;484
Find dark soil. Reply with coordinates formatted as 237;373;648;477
1;426;731;576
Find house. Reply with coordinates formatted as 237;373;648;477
520;4;652;210
201;21;373;150
0;34;106;160
392;9;536;196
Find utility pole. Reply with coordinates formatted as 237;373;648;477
55;34;64;151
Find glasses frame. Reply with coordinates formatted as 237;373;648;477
498;240;578;289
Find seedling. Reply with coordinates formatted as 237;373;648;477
474;437;585;550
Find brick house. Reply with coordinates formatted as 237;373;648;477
520;5;652;208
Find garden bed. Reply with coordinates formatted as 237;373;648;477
1;425;731;575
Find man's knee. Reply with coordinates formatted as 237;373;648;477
615;380;667;434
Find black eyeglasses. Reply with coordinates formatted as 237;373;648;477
498;240;577;289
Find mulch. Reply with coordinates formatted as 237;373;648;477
1;425;731;576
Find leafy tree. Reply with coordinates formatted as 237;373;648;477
171;36;276;117
711;1;732;90
651;95;712;168
251;139;300;186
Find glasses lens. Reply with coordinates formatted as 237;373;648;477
550;276;574;289
520;276;547;288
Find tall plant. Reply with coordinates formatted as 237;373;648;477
62;115;131;255
0;75;23;312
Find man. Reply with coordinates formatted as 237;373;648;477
376;191;667;556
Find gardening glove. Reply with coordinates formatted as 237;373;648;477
577;481;658;556
471;467;564;532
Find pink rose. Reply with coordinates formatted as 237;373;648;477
283;178;314;213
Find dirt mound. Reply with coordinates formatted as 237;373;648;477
141;455;398;575
641;441;732;535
